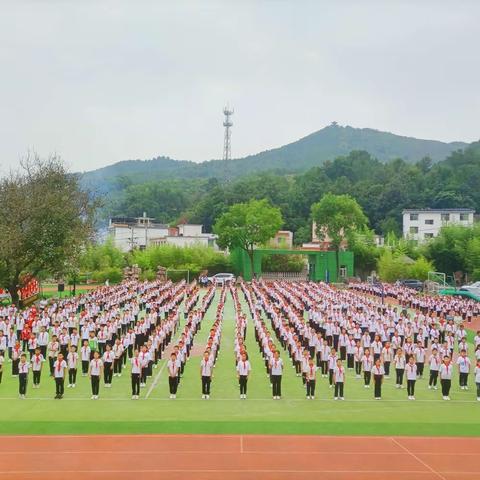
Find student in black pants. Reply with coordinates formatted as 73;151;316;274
439;357;453;400
372;359;385;400
270;351;284;400
89;351;103;400
167;352;179;399
130;350;141;400
18;354;30;398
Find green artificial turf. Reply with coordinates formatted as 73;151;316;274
0;289;478;436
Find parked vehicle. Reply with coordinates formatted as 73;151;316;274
459;281;480;297
398;279;424;291
207;273;235;286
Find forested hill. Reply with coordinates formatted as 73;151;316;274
80;123;468;193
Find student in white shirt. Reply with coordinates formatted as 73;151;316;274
236;352;251;399
31;348;44;388
361;349;373;388
89;351;103;400
439;356;453;400
200;351;213;399
130;349;142;400
67;345;78;388
305;357;316;400
270;351;283;400
406;357;417;400
394;348;406;389
456;349;471;390
475;359;480;401
372;358;385;400
80;340;91;377
333;359;345;400
428;348;440;390
102;344;114;387
53;353;67;399
167;352;179;399
18;354;30;398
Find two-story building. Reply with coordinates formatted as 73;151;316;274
402;208;475;242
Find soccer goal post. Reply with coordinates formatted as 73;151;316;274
427;271;446;287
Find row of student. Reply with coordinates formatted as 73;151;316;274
0;279;186;356
350;282;479;321
165;287;217;400
231;286;251;399
242;280;480;401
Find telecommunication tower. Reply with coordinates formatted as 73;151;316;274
222;106;234;161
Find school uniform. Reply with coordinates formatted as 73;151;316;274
456;356;471;389
305;364;316;398
362;355;373;387
200;357;213;397
130;356;142;397
333;365;345;399
80;346;91;375
439;363;453;399
89;359;102;397
406;363;417;398
102;350;114;386
167;358;180;396
372;365;385;399
236;359;251;397
382;346;393;377
414;347;425;377
53;359;67;397
113;343;124;375
475;366;480;400
67;351;78;386
18;361;30;396
31;353;44;387
270;358;283;398
428;355;440;388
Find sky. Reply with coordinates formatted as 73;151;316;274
0;0;479;173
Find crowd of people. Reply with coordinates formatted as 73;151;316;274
0;277;479;402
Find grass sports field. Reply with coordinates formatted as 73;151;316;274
0;288;478;437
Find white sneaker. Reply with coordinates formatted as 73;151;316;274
428;385;432;390
202;394;206;399
434;386;437;390
477;397;480;401
443;396;447;400
329;385;333;388
411;396;415;400
118;373;122;377
340;397;345;400
461;386;465;390
67;384;71;388
446;396;450;400
334;397;338;400
206;395;210;399
173;394;176;399
465;386;469;390
132;395;136;400
72;384;76;388
91;395;95;400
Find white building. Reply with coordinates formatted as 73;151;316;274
402;208;475;242
151;223;218;249
109;217;218;252
108;216;169;252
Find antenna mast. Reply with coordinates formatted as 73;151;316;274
222;106;234;161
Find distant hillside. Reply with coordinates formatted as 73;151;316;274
81;123;468;193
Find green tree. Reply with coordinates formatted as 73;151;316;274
311;193;368;278
213;199;283;278
0;155;97;305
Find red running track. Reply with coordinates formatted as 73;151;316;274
0;434;478;480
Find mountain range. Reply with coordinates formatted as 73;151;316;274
80;123;469;193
